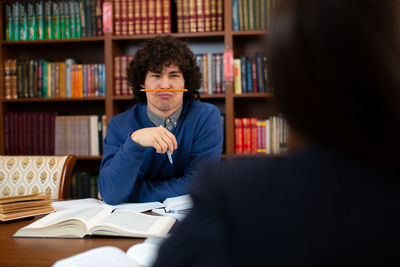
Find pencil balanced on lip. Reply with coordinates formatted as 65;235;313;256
140;89;189;92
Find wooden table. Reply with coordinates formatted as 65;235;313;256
0;216;145;267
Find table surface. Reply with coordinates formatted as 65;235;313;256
0;215;145;267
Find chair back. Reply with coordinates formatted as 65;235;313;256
0;155;76;200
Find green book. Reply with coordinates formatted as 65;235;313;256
44;0;52;39
69;0;76;38
27;2;37;40
5;3;13;41
59;1;66;39
64;0;71;38
42;61;48;97
260;0;266;30
36;1;45;40
52;1;60;39
12;2;20;41
19;2;28;41
75;0;81;38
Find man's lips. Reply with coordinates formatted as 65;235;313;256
156;92;174;98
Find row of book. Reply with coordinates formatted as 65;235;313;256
233;52;270;94
114;55;134;96
234;116;289;155
196;53;226;94
114;0;171;35
3;59;106;99
232;0;276;31
68;172;98;199
4;112;106;156
4;0;103;41
176;0;223;33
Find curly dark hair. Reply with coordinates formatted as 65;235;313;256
126;35;201;102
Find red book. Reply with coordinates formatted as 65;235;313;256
162;0;171;33
113;0;121;35
134;0;141;34
210;0;217;31
127;0;134;35
114;56;121;96
196;0;205;32
176;0;183;32
234;118;243;154
242;118;251;154
251;118;258;154
182;0;189;33
121;0;127;35
141;0;148;34
148;0;156;34
155;0;163;34
204;0;211;32
189;0;197;32
216;0;223;31
251;59;258;93
102;0;113;33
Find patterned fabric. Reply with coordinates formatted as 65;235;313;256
0;156;68;200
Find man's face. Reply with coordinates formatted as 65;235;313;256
143;64;185;117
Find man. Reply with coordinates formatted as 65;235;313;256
98;35;223;204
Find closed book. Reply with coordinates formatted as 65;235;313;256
36;1;45;40
162;0;170;33
84;0;91;37
12;2;20;40
240;56;247;93
242;0;248;31
4;59;11;99
255;52;264;92
91;0;98;36
204;0;211;32
65;58;75;97
196;0;205;32
33;60;38;97
242;118;251;154
195;54;203;93
216;0;223;31
54;62;60;97
234;118;243;154
189;0;197;32
233;58;241;94
44;0;52;39
207;53;213;94
133;0;141;34
246;58;252;93
127;0;134;35
215;54;222;93
69;0;76;37
76;64;83;97
251;118;258;154
90;115;99;155
23;61;29;98
64;0;71;38
238;0;243;31
141;0;148;34
16;60;23;98
260;0;266;30
52;1;60;39
210;0;217;31
248;0;254;30
114;56;121;96
148;0;156;34
251;59;258;92
202;54;208;94
120;0;127;35
114;0;121;35
182;0;189;32
95;0;103;35
19;2;28;41
5;3;13;40
155;0;163;34
176;0;183;32
59;62;66;97
83;64;88;96
120;56;129;96
256;120;266;153
37;60;43;97
232;0;239;31
59;0;66;39
75;0;82;37
254;0;260;30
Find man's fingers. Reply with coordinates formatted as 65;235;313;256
155;136;168;154
160;133;175;154
162;128;178;150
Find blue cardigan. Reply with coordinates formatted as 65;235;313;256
98;99;223;204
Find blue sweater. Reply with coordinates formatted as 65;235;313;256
99;99;223;204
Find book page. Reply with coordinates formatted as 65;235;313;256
52;246;142;267
90;209;175;237
163;194;193;212
52;198;105;212
25;206;112;229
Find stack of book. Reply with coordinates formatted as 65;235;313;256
4;0;103;41
232;0;276;31
3;59;106;99
114;0;171;35
234;115;289;155
176;0;223;33
0;193;54;221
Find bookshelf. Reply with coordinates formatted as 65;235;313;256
0;0;279;181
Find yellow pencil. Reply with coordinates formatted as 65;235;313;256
140;89;188;92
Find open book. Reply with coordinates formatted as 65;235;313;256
52;237;165;267
13;206;175;238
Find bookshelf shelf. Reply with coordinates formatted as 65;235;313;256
2;97;106;103
112;32;225;41
1;37;105;45
233;93;274;98
232;30;268;36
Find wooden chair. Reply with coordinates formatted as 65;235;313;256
0;155;76;200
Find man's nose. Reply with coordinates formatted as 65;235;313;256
160;76;170;89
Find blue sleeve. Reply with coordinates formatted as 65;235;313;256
98;117;148;205
131;107;224;203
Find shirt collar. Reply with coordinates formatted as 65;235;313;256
147;104;183;130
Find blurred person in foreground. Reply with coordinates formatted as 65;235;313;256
153;0;400;265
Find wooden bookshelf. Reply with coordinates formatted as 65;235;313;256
0;0;275;166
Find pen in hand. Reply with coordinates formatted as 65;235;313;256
160;125;174;165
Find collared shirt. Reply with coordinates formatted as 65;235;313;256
147;104;183;131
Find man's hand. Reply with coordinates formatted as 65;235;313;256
130;127;178;154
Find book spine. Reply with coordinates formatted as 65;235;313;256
260;0;266;30
251;118;258;154
162;0;170;33
215;54;221;93
42;61;47;97
59;0;66;39
176;0;183;32
127;0;134;35
4;60;11;99
120;0;127;35
114;56;121;96
243;0;248;31
254;0;260;30
251;59;258;93
64;0;71;38
182;0;189;33
240;56;247;93
36;1;45;40
33;60;38;97
234;118;243;154
27;60;34;97
37;60;43;97
69;0;76;37
216;0;223;31
52;1;60;39
204;0;211;32
246;58;252;93
59;62;66;97
248;0;254;30
232;0;239;31
75;0;82;37
195;54;203;93
210;0;217;31
210;53;216;93
233;58;241;94
202;54;208;94
155;0;162;34
114;0;121;35
84;0;90;37
10;60;17;99
120;56;128;95
196;0;205;32
19;2;28;41
12;2;20;41
133;0;141;34
96;0;103;35
141;0;148;34
91;0;97;36
5;3;13;41
242;118;251;154
148;0;156;34
255;52;264;92
189;0;197;33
